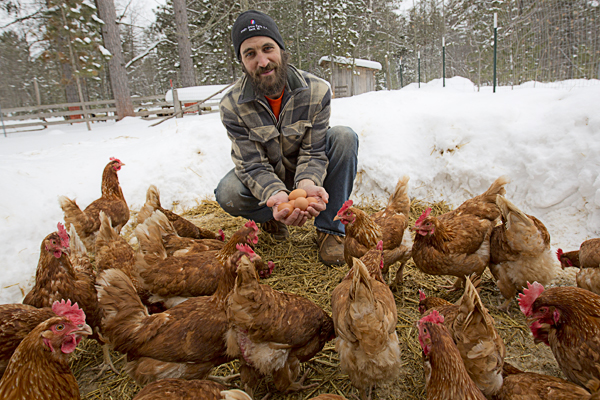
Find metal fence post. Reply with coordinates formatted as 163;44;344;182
493;12;498;93
418;51;421;88
442;37;446;87
0;103;6;137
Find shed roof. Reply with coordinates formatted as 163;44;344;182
318;56;382;71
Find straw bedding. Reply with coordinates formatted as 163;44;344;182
71;199;565;399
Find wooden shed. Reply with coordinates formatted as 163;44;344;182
319;56;382;98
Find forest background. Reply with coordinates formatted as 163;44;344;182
0;0;599;113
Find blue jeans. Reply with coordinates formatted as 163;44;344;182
214;126;359;236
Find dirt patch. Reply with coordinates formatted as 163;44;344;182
72;199;570;399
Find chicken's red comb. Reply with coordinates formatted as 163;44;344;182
236;243;255;255
415;208;432;226
52;299;86;326
245;220;259;232
377;240;383;251
419;289;426;301
337;200;353;215
57;223;70;248
109;157;121;163
420;309;444;325
218;229;225;241
518;281;545;316
556;248;563;261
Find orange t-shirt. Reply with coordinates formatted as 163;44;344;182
266;89;284;121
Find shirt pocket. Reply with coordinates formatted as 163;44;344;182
249;125;280;143
281;120;312;138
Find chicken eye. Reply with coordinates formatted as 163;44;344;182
55;324;65;331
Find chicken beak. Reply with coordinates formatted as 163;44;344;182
75;323;93;337
333;215;340;221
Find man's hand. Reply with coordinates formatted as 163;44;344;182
297;179;328;219
266;180;329;227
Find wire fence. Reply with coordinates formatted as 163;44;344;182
398;0;600;90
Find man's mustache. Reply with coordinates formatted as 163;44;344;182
256;63;277;76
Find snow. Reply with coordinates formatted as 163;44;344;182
1;76;599;305
319;55;383;70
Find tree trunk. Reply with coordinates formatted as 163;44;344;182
173;0;196;87
95;0;134;119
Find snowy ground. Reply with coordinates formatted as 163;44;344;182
0;76;598;304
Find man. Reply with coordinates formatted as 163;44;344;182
215;10;358;266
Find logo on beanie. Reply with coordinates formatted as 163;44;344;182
251;19;255;24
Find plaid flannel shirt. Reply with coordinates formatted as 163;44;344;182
220;65;331;206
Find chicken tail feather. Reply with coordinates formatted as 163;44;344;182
137;185;161;225
59;195;93;236
385;175;410;216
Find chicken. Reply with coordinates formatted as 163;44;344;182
411;176;509;290
491;362;592;399
135;218;272;307
0;300;93;399
417;310;487;400
519;282;600;393
489;196;557;311
22;223;115;374
557;238;600;295
225;252;335;396
331;241;401;400
143;210;225;257
421;276;506;397
0;304;55;378
96;244;260;386
417;289;452;315
132;378;234;400
59;157;129;252
137;184;223;241
334;176;412;285
95;210;159;309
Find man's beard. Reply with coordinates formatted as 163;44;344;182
243;51;289;98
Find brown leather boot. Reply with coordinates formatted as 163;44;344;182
315;230;345;266
260;220;289;241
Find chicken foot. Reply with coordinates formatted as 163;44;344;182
285;369;319;392
207;373;241;385
90;343;120;381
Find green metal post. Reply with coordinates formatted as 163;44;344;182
0;103;6;137
399;59;403;88
493;13;498;93
418;51;421;88
442;37;446;87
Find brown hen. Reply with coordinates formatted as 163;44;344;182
490;196;557;311
137;184;223;240
411;176;509;290
132;378;242;400
491;362;592;399
557;238;600;295
422;276;506;397
519;282;600;393
96;244;260;386
225;253;335;397
334;176;412;285
59;157;129;252
142;210;225;257
331;242;401;400
0;304;55;378
135;219;271;308
417;310;487;400
0;300;92;400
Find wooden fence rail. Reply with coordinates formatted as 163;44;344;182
0;93;222;134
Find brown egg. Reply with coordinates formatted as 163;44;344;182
289;188;307;200
306;197;318;205
288;199;296;208
278;202;294;215
294;196;309;211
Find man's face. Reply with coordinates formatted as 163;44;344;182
240;36;287;98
